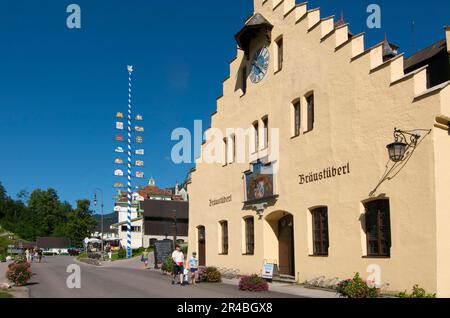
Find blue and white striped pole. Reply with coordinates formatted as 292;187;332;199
126;65;133;259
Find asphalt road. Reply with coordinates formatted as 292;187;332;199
27;256;301;298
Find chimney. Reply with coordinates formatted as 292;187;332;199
446;26;450;53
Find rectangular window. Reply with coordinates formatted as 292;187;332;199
306;94;314;132
253;122;259;153
262;117;269;149
231;134;236;163
221;221;229;255
245;217;254;255
121;226;141;232
365;200;391;257
277;38;283;71
242;66;247;94
294;101;301;137
312;207;329;256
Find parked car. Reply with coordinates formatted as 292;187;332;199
68;249;81;256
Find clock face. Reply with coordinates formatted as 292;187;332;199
250;47;270;84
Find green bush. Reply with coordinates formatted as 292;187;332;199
13;254;26;263
205;267;222;283
398;285;436;298
336;273;378;298
117;248;126;259
132;247;144;255
164;256;174;273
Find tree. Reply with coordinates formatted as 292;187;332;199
16;189;29;204
0;182;96;244
0;182;6;220
55;200;96;247
28;189;69;237
0;182;6;201
0;183;35;240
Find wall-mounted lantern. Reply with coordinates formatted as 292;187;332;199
386;128;421;162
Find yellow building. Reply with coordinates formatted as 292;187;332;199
187;0;450;297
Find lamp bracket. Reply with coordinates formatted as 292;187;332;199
393;128;420;147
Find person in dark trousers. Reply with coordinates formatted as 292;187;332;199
37;249;43;263
171;245;185;286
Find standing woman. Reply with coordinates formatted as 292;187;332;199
25;249;30;263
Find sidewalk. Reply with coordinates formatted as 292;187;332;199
75;252;154;270
107;257;339;298
221;278;340;298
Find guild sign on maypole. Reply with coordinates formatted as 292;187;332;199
113;65;145;259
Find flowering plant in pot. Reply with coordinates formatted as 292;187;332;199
336;273;378;298
197;267;207;282
239;275;269;292
6;262;33;286
205;267;222;283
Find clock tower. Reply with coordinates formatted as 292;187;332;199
235;13;273;87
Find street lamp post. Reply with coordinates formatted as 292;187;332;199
94;188;104;261
172;210;177;249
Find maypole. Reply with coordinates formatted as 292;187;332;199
126;65;133;259
114;65;145;259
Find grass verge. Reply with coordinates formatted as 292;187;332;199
0;290;13;298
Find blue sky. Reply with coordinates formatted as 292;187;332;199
0;0;448;214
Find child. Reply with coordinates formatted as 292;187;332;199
188;252;199;285
142;248;149;269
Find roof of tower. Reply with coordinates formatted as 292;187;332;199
235;13;273;53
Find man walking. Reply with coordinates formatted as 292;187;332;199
37;249;43;263
171;245;185;286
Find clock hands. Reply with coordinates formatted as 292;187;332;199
250;47;269;83
252;61;266;75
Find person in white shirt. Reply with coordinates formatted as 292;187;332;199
171;245;185;286
25;249;30;263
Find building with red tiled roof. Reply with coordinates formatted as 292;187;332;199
111;177;189;250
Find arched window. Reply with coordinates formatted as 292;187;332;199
197;226;206;266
